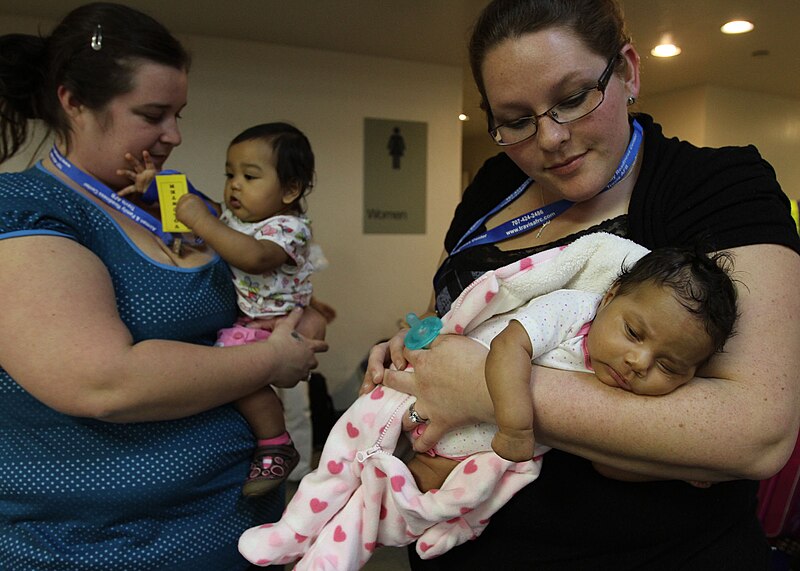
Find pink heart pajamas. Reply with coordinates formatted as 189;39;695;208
238;385;540;569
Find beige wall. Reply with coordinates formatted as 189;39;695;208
0;15;464;408
639;85;800;200
705;86;800;199
636;85;709;146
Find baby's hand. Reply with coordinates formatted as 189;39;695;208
175;193;212;230
117;151;157;198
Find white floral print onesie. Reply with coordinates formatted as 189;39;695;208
220;209;314;318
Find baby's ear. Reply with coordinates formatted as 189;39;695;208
282;180;302;205
598;283;619;310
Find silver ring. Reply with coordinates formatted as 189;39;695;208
408;403;429;424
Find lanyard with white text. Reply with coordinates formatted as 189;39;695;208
48;146;176;247
449;118;643;257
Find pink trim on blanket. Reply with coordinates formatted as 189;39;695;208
579;321;593;371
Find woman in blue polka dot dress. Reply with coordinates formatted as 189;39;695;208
0;3;328;570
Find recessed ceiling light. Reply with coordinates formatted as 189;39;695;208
458;113;469;121
721;20;754;34
651;43;682;58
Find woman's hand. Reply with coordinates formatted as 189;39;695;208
117;150;157;198
264;308;328;389
361;296;439;394
376;334;495;453
360;327;410;395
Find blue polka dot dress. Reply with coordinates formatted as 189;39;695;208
0;166;284;570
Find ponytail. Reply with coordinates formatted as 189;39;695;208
0;33;49;163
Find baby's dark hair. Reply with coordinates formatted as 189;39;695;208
615;247;738;353
229;122;315;214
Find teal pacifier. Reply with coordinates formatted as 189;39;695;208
404;312;443;350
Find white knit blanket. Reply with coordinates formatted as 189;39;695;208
441;232;649;336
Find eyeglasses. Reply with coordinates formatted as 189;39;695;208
488;54;619;146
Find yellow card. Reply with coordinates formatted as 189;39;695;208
156;174;191;233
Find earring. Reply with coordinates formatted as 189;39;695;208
627;96;636;106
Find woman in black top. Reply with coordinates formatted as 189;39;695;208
364;0;800;568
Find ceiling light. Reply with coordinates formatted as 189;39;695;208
458;113;469;121
721;20;754;34
650;43;682;58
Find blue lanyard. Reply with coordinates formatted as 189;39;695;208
449;119;643;257
48;146;178;246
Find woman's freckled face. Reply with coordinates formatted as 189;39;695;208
481;27;633;203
